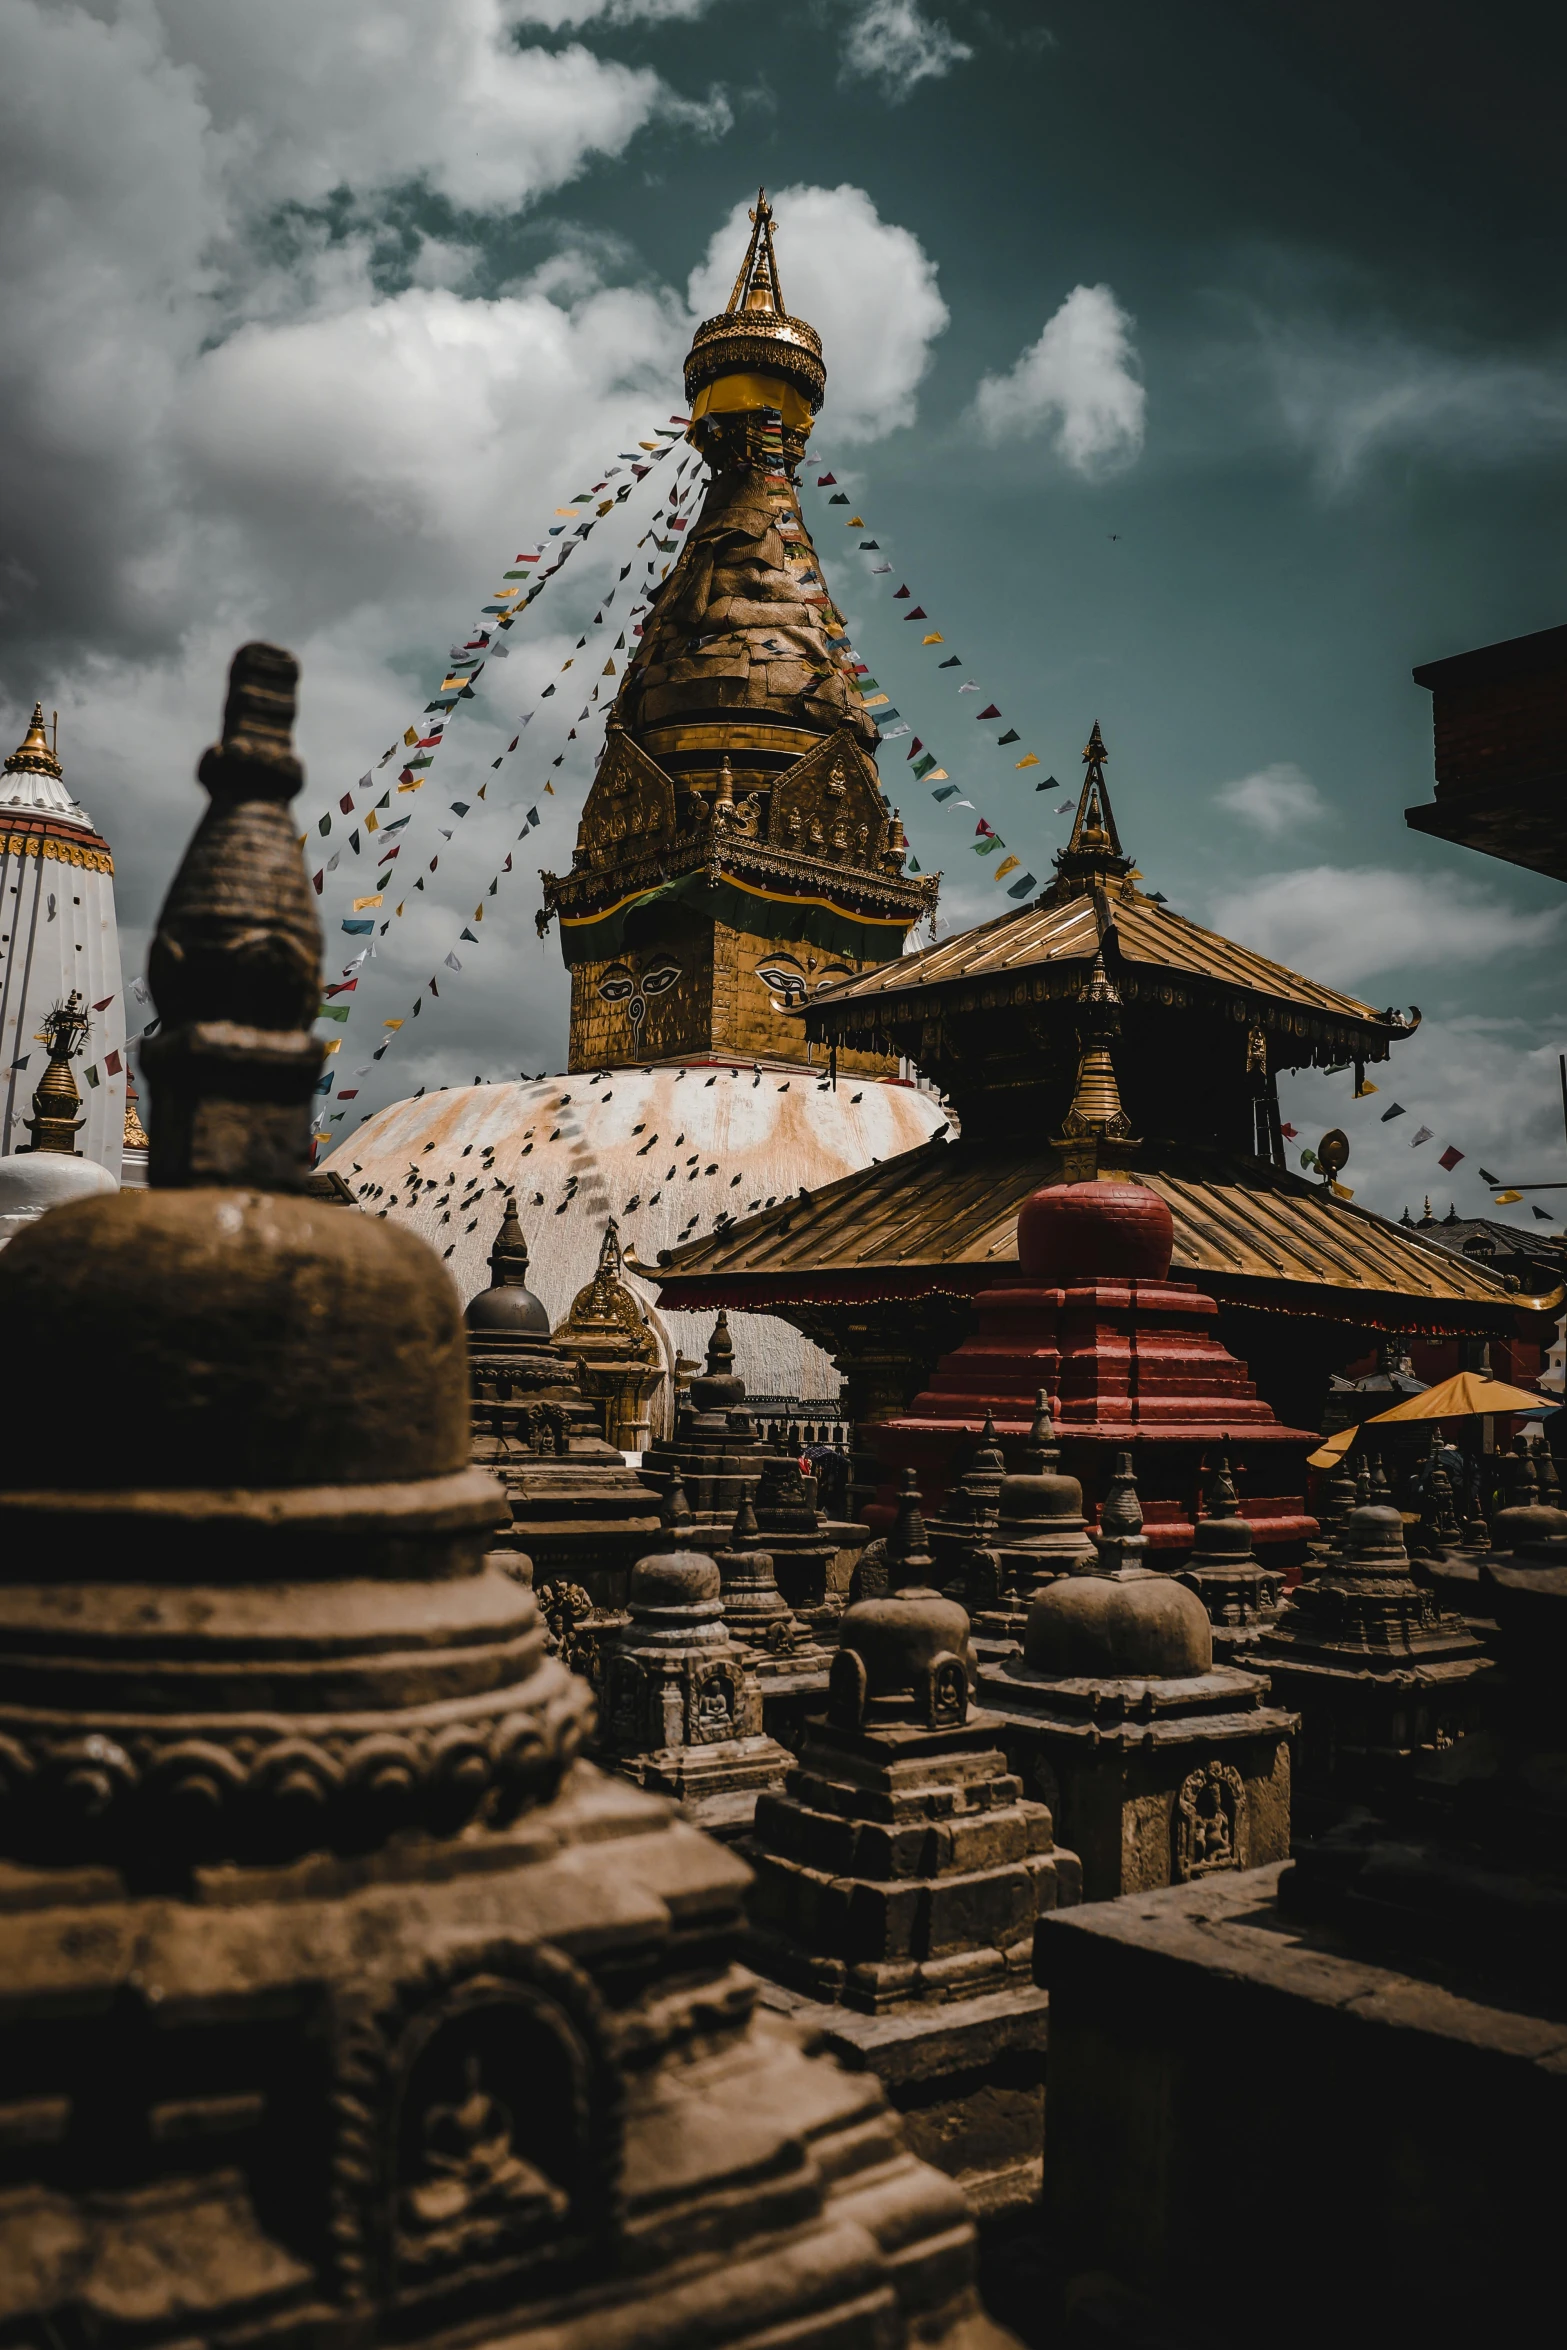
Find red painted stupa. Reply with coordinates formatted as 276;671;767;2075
869;1010;1317;1566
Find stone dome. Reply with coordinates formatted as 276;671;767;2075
0;1150;116;1247
629;1548;723;1613
1025;1568;1213;1680
999;1462;1085;1527
0;1187;469;1494
840;1584;975;1696
1339;1501;1412;1567
1016;1180;1173;1284
464;1280;550;1338
323;1064;944;1427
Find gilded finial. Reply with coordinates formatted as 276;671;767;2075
20;992;90;1156
726;188;786;318
4;703;62;783
139;642;324;1190
713;754;736;819
1054;719;1131;887
685;191;826;422
1060;950;1135;1149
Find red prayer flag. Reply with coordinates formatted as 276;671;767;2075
1280;1122;1298;1139
975;819;995;838
893;585;910;599
1438;1145;1464;1170
976;704;1001;721
817;473;837;484
312;870;324;895
902;607;928;621
906;739;923;758
92;994;115;1011
104;1049;122;1076
339;792;354;814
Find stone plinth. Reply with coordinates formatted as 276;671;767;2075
599;1548;793;1838
0;642;1011;2350
1253;1500;1491;1821
640;1311;867;1602
745;1479;1081;2233
981;1539;1297;1902
1033;1864;1563;2348
870;1181;1318;1569
466;1198;661;1621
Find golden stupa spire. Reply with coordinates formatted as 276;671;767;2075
1055;949;1137;1181
5;703;62;783
726;188;787;318
22;992;90;1156
684;191;825;435
1054;719;1132;889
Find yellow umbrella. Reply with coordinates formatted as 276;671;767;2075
1366;1371;1557;1424
1306;1424;1359;1470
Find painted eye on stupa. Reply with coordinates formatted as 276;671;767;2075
641;961;681;997
756;961;805;1002
814;967;853;992
598;966;635;1004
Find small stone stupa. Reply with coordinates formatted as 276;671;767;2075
465;1194;661;1611
641;1309;868;1604
930;1392;1097;1658
981;1452;1298;1900
0;641;1010;2350
1253;1495;1493;1819
746;1469;1080;2229
1178;1451;1285;1657
598;1543;793;1837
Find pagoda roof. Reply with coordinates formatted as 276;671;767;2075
650;1134;1561;1336
808;879;1399;1037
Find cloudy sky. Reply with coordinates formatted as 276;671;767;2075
4;0;1565;1227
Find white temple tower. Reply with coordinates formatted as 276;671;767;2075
0;706;123;1177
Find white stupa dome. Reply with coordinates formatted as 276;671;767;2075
323;1056;945;1427
0;1150;117;1247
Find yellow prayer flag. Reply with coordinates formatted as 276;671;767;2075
994;854;1022;882
545;781;555;795
383;1018;404;1031
1331;1181;1355;1200
365;812;379;832
602;659;615;676
922;633;943;645
403;726;418;746
847;516;864;527
296;833;307;849
555;508;577;517
352;894;383;911
596;500;614;516
397;777;424;794
1495;1189;1523;1204
1015;754;1040;770
323;1039;340;1055
1355;1077;1380;1097
473;906;483;921
395;902;404;916
927;768;948;782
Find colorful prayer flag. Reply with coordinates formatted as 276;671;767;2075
975;704;1001;722
352;894;383;912
104;1049;121;1075
1438;1146;1464;1170
1380;1102;1407;1122
903;607;928;622
996;729;1020;746
1411;1126;1434;1147
994;854;1022;881
921;633;943;645
1355;1077;1380;1097
342;919;374;935
1494;1189;1523;1204
1016;755;1040;770
1006;873;1037;898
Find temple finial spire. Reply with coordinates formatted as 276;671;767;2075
726;188;786;318
20;992;89;1155
1055;949;1137;1179
139;642;323;1190
489;1194;531;1289
5;703;61;784
1054;719;1131;889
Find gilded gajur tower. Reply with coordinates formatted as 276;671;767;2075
541;193;936;1075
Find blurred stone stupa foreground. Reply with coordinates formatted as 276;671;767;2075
323;190;946;1430
0;643;1015;2350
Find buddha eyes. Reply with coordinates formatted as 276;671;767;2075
757;964;804;1000
641;962;681;997
598;968;635;1004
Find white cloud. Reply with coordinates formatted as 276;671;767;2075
1208;865;1564;990
1213;762;1324;837
1279;1020;1567;1233
687;183;949;443
1254;315;1567;491
969;283;1146;474
840;1;972;99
